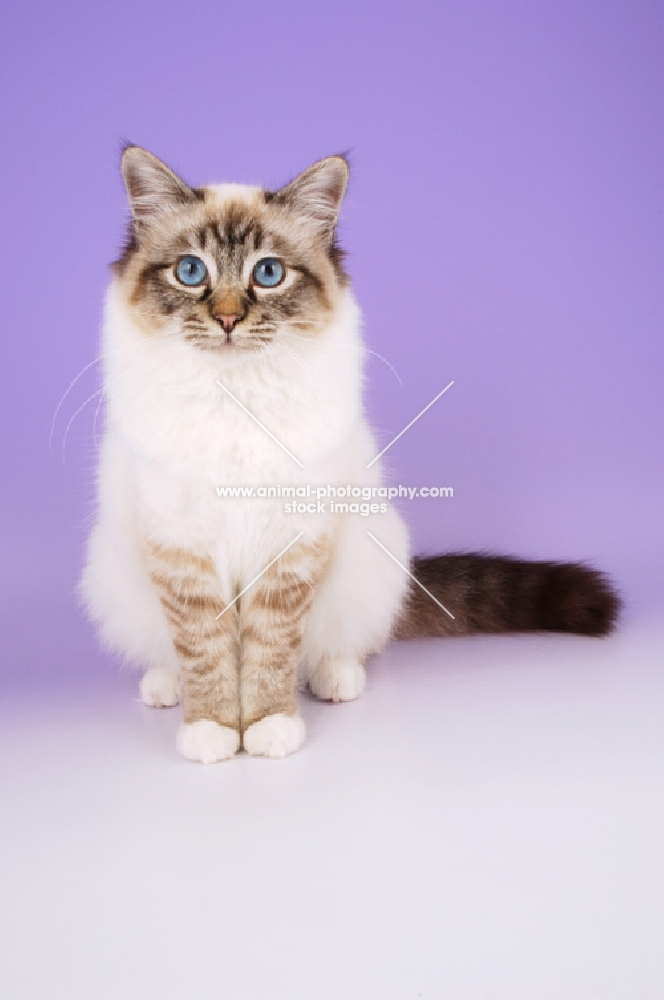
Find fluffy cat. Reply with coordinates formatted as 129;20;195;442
81;147;619;763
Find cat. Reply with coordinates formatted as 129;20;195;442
80;146;620;763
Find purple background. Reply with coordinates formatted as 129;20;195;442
1;0;663;683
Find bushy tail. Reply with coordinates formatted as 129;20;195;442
393;553;621;640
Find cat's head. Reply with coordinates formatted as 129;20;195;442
113;146;349;352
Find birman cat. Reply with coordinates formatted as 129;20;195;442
81;147;619;762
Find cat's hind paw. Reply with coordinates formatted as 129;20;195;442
243;713;305;759
140;667;181;708
176;720;240;764
308;657;366;702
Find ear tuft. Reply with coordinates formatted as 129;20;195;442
273;156;348;240
120;147;199;224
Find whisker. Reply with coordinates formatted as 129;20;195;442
62;389;103;464
50;356;103;457
92;393;105;448
362;348;403;386
281;328;403;385
274;340;314;380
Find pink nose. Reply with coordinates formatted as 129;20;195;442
215;313;243;334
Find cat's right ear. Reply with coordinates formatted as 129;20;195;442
121;146;199;224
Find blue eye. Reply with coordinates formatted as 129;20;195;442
252;257;284;288
176;255;208;286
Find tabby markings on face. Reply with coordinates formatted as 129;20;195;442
114;148;349;353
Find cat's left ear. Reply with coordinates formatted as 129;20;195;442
273;156;348;242
121;146;200;224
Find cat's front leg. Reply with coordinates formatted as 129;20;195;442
144;541;240;763
241;535;331;759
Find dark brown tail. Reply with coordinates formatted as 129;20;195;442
393;553;621;640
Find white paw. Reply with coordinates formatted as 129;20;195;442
140;668;181;708
308;657;366;702
243;713;305;759
176;720;240;764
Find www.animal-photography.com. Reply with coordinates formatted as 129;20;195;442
1;1;663;998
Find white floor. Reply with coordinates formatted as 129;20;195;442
1;621;663;1000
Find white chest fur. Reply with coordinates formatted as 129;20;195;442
100;280;381;584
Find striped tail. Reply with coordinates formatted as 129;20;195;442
393;553;621;640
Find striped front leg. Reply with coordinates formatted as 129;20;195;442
145;542;240;763
240;536;331;759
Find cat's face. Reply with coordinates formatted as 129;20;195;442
114;147;349;352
